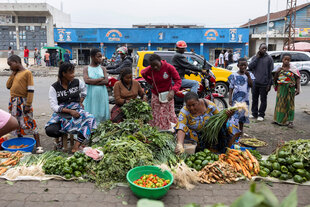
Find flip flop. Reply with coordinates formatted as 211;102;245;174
36;147;44;154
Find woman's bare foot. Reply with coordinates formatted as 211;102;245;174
72;141;81;153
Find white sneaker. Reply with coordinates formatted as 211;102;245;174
257;117;264;121
249;115;255;119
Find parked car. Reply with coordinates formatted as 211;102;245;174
135;51;232;97
227;51;310;86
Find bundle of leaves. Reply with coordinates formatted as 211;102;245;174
88;136;154;189
122;99;152;123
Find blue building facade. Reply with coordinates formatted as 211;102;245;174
54;28;249;64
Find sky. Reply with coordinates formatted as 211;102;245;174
8;0;310;28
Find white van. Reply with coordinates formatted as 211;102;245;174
227;51;310;85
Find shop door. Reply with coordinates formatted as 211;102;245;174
78;49;91;65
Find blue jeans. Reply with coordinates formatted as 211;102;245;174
181;79;199;94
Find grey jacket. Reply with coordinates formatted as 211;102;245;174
248;54;274;86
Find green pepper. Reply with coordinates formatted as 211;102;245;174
265;161;273;170
74;151;82;158
279;174;289;180
293;175;304;183
206;156;212;160
71;163;78;170
259;170;268;177
198;152;206;157
262;167;270;175
210;154;215;160
277;158;286;165
202;160;209;166
286;157;294;165
305;172;310;181
186;161;193;167
214;154;219;161
268;155;277;162
64;174;72;179
78;166;84;172
296;169;307;177
287;172;293;179
63;167;73;174
195;165;201;171
287;165;296;173
281;166;288;173
260;160;267;167
270;170;281;178
203;149;211;155
77;157;84;166
189;156;196;161
197;156;205;161
272;162;281;171
194;160;202;165
74;171;82;177
278;150;287;158
292;162;304;169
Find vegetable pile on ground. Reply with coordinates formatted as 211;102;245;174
185;149;219;171
43;151;90;179
0;151;23;173
89;119;178;188
122;99;152;123
133;174;170;188
200;102;248;146
197;160;240;184
259;139;310;183
219;149;260;179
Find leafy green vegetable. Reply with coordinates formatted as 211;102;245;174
122;99;152;123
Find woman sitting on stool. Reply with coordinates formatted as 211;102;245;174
45;62;96;152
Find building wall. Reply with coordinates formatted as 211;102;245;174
0;3;70;56
55;27;250;63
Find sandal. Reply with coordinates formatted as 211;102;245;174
288;122;294;128
36;147;44;154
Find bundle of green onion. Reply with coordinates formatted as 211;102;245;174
200;102;248;146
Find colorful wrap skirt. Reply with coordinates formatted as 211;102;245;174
8;97;38;136
46;102;96;142
150;93;177;130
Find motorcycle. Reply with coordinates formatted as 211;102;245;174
174;71;228;114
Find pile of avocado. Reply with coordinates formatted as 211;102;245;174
259;150;310;183
185;149;219;171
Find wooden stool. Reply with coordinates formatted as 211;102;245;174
62;134;74;151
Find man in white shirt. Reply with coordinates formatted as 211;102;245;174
218;51;225;68
233;52;240;63
224;51;229;68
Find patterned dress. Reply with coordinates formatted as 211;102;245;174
273;65;300;125
228;72;255;125
175;100;240;152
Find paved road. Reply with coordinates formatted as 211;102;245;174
0;76;310;207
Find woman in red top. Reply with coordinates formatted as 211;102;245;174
141;54;181;130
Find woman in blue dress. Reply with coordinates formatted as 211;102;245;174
228;58;254;136
83;49;110;123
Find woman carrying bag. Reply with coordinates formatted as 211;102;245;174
141;54;181;130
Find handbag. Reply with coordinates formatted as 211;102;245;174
152;71;170;103
110;104;124;123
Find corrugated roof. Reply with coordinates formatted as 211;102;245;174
240;2;310;27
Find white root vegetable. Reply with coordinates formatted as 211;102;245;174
5;164;45;180
158;161;199;190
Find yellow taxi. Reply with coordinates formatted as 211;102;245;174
135;51;232;96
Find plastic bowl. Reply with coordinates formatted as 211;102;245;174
1;137;36;152
126;166;174;200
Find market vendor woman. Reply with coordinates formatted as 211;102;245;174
175;92;240;154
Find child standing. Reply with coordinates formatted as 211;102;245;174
6;55;43;153
83;48;110;123
228;58;254;135
272;53;300;128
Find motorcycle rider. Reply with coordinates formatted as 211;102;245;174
106;46;133;74
172;40;206;93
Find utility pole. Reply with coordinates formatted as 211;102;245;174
283;0;297;50
266;0;271;49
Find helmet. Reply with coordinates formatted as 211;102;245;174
176;40;187;49
117;46;128;55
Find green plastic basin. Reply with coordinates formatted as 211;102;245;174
126;165;174;200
